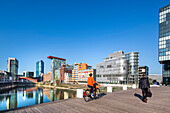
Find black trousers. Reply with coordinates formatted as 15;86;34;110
88;85;93;93
142;88;148;100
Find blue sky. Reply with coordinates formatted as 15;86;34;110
0;0;169;75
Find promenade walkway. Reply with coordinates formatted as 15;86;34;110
4;87;170;113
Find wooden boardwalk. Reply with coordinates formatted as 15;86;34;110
4;87;170;113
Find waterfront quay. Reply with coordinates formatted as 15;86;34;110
4;87;170;113
0;82;35;93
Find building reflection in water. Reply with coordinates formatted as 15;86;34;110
35;88;43;104
23;92;33;100
46;89;76;101
64;92;68;99
6;89;17;110
0;87;76;111
26;92;33;99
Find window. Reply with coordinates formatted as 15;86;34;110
97;75;100;77
107;65;112;68
100;66;104;68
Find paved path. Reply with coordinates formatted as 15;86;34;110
4;87;170;113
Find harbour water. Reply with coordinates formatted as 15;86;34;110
0;87;76;111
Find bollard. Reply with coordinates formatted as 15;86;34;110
107;86;112;92
77;89;83;98
123;85;127;90
132;84;136;89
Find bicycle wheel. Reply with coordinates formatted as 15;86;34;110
83;89;91;102
94;88;101;99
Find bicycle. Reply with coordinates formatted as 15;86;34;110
83;83;101;102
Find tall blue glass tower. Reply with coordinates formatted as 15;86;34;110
36;60;44;80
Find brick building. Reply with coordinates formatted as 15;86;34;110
43;72;51;82
59;64;73;83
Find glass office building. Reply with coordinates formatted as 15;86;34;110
36;60;44;80
47;56;66;83
159;4;170;85
7;58;19;82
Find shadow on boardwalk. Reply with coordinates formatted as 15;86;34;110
85;92;107;102
134;93;143;102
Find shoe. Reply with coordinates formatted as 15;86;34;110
91;94;94;98
143;99;147;103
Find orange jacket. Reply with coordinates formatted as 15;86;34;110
87;76;96;86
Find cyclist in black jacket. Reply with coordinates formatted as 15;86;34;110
139;74;150;103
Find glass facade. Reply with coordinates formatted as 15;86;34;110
36;60;44;81
96;59;128;84
159;4;170;85
51;59;66;82
123;52;139;84
8;58;18;82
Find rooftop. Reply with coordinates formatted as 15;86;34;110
47;56;66;61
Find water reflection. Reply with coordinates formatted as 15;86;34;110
0;87;76;111
7;89;17;110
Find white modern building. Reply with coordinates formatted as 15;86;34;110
96;51;139;84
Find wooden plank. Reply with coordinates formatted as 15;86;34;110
34;105;54;113
24;108;35;113
32;107;42;113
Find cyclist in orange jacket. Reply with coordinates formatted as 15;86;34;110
87;73;97;97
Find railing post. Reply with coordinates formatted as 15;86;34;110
107;86;112;92
123;85;127;90
132;84;136;89
77;89;83;98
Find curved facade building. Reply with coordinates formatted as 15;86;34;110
96;51;139;84
123;52;139;84
96;58;128;84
